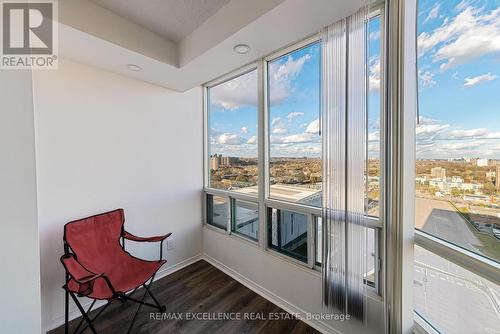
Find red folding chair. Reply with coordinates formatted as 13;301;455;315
60;209;171;334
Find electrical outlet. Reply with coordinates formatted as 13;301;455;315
166;237;175;251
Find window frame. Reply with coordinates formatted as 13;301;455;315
202;11;386;297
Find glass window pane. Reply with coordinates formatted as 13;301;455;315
232;200;259;241
416;0;500;263
267;42;322;207
364;228;376;287
414;245;500;333
207;195;229;230
315;216;376;287
315;216;322;265
368;16;381;218
208;69;258;193
268;208;308;262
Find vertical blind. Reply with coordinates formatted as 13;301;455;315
321;6;368;320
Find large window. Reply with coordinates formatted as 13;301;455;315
415;0;500;331
207;69;258;192
203;13;384;289
267;42;322;207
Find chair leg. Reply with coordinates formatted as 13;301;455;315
144;283;165;312
75;301;111;334
69;292;99;334
126;287;148;334
65;289;69;334
125;274;164;333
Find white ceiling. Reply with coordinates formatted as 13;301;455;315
90;0;231;43
58;0;365;92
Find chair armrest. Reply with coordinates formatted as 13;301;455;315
122;231;172;243
61;254;99;283
60;254;118;296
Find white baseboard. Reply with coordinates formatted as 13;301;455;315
45;253;202;333
202;254;340;334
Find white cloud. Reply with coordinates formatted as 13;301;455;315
271;117;281;127
270;119;321;146
418;70;437;88
305;119;320;134
213;133;245;145
271;117;288;134
417;5;500;70
270;143;321;157
417;123;450;138
240;126;248;134
268;54;312;105
209;70;257;110
271;133;316;144
424;3;440;24
447;128;500;139
368;131;379;142
369;31;380;40
415;115;500;158
247;136;257;144
287;111;304;121
416;117;450;139
369;57;380;91
439;140;485;151
272;127;288;134
463;72;498;87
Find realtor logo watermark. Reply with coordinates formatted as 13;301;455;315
1;0;58;69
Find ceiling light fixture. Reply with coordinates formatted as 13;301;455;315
126;64;142;71
233;44;250;54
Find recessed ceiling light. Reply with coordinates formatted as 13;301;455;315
126;64;142;71
233;44;250;54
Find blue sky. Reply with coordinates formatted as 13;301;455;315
209;0;500;159
209;19;382;159
416;0;500;159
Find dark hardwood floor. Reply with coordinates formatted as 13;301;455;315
50;259;320;334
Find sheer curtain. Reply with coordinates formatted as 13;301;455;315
321;6;368;320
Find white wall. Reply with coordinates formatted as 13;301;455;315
32;59;203;332
0;70;42;334
203;228;385;334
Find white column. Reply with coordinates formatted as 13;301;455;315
0;69;42;334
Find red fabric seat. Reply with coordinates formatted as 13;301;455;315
63;209;166;300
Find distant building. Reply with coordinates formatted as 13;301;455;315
210;154;221;170
416;176;427;184
210;155;236;170
429;178;482;193
486;171;496;181
221;156;236;166
488;159;498;167
431;167;446;179
497;166;500;190
477;158;489;167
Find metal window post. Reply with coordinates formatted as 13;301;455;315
384;0;417;333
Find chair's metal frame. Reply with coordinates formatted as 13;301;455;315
61;225;170;334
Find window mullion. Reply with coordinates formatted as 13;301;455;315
257;59;267;250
